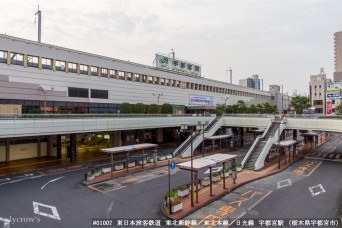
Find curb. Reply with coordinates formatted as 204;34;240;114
162;157;305;220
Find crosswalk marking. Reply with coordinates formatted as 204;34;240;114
33;202;61;220
309;184;326;197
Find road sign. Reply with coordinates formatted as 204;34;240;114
170;161;176;170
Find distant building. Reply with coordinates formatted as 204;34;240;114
309;68;331;114
239;74;262;90
334;31;342;81
269;85;290;114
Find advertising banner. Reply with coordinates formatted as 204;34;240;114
326;100;332;114
189;95;214;105
155;54;201;76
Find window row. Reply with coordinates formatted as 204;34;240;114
68;87;108;99
0;50;269;100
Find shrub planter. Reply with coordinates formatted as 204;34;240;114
177;186;189;197
165;190;177;202
114;164;124;171
94;170;101;177
166;154;173;159
148;157;154;163
236;167;242;172
158;155;166;161
171;201;183;213
138;160;147;165
102;167;111;173
202;177;210;186
212;173;221;182
87;172;95;182
128;162;136;168
221;167;232;178
189;183;201;191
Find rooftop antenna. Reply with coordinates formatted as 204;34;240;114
170;49;175;61
35;5;42;43
227;68;232;84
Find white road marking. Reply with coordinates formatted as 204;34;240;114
41;176;65;190
0;217;10;228
106;201;114;218
33;202;61;220
277;179;292;189
335;154;340;159
0;176;42;187
0;178;11;182
13;173;34;178
309;184;326;196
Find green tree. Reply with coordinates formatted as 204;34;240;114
255;104;263;113
133;103;146;113
160;103;173;114
334;104;342;115
147;104;159;113
290;96;310;114
120;102;132;114
236;100;247;113
248;104;257;114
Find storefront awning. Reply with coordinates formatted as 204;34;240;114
205;134;234;140
101;143;158;154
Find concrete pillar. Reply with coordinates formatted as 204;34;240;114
5;140;10;162
240;127;244;145
57;135;62;159
37;137;41;158
70;134;77;163
156;128;163;143
47;135;52;156
112;131;122;147
293;129;297;153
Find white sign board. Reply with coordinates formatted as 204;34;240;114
189;95;215;105
155;54;201;76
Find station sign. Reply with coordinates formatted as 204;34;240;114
155;54;201;76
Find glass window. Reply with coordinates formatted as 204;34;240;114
91;89;108;99
119;71;125;80
0;50;7;63
27;55;39;68
68;87;89;98
80;64;88;75
135;74;140;82
155;77;160;84
127;73;132;81
42;57;52;69
91;66;98;76
110;69;116;78
148;76;153;84
68;62;77;73
56;60;66;72
142;75;147;82
160;78;165;85
101;68;108;77
10;52;24;65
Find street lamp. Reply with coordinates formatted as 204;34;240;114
117;110;120;118
39;85;54;114
221;96;229;106
152;93;163;114
198;120;209;157
180;124;194;207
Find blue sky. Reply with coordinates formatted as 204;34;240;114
1;0;342;95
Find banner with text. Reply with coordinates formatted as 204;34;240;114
189;95;214;105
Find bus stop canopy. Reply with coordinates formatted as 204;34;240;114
205;134;234;140
273;139;297;147
178;153;237;171
101;143;158;154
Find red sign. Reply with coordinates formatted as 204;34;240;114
326;100;332;114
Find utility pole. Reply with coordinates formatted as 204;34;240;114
35;6;42;43
40;86;54;114
152;93;163;114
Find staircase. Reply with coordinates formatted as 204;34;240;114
173;117;224;158
242;119;287;170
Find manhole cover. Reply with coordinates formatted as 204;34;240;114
248;210;258;215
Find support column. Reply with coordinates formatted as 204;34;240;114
57;135;62;159
240;127;244;145
70;134;77;163
156;128;163;143
209;167;213;196
5;140;10;162
293;129;297;154
112;131;121;147
195;172;199;203
37;137;41;158
47;135;52;156
223;162;226;189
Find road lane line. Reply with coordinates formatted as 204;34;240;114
306;161;322;176
41;176;65;190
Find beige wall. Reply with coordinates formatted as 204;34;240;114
0;104;22;116
9;142;47;161
0;146;5;162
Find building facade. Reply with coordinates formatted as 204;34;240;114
0;35;273;115
334;31;342;81
309;68;331;114
239;74;261;90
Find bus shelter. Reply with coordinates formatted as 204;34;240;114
205;134;234;152
101;143;158;174
273;140;298;169
177;153;237;206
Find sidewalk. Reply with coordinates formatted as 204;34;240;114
162;141;316;220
